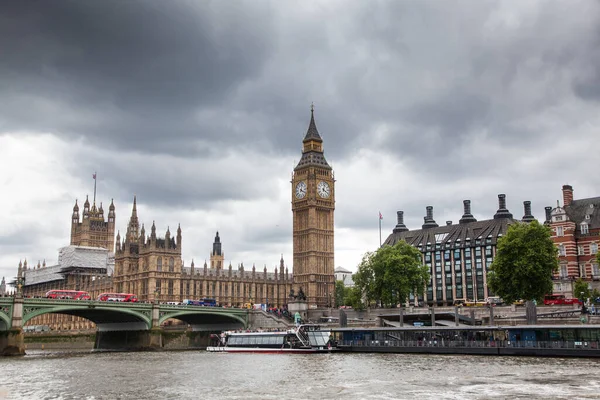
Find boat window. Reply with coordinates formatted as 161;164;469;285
308;331;330;347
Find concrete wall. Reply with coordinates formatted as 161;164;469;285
248;310;292;329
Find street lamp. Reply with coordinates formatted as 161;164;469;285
154;287;161;304
16;277;24;298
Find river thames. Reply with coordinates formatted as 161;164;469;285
0;351;599;399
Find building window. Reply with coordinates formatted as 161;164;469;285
560;264;568;278
558;244;566;257
593;264;599;277
168;280;174;295
169;257;175;272
581;223;589;235
580;264;587;278
157;257;162;271
592;243;598;255
578;246;584;256
556;226;564;237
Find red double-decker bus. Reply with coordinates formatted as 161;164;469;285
543;294;582;306
45;290;91;300
97;293;138;302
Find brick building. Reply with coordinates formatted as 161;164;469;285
547;185;600;297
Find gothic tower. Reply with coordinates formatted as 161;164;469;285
70;196;116;252
210;232;224;269
291;106;335;307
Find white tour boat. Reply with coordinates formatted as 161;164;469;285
206;324;336;353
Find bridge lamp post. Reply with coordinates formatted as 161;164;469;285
154;287;161;304
16;277;24;298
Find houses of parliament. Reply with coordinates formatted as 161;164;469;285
15;109;336;330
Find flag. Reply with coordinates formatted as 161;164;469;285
379;211;383;220
93;173;96;180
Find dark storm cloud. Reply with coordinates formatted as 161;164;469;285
0;0;277;154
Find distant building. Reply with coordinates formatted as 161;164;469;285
547;185;600;297
384;195;536;306
0;276;6;296
70;196;116;252
335;267;354;287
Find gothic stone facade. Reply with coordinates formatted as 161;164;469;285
70;196;116;252
114;199;293;307
292;108;335;308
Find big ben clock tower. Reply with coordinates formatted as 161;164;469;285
292;105;335;308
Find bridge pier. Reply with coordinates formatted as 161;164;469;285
94;329;164;351
0;296;25;356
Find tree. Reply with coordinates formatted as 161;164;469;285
488;220;558;303
334;280;347;307
573;278;590;302
353;251;376;306
344;286;365;311
353;241;430;308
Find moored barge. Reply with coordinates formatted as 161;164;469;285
331;325;600;357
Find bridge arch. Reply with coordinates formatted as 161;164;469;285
159;309;247;330
0;312;10;331
23;304;152;330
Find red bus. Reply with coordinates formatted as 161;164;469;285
543;294;582;306
97;293;138;302
45;290;91;300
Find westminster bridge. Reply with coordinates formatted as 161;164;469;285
0;296;286;355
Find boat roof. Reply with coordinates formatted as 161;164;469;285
227;330;291;336
331;324;600;332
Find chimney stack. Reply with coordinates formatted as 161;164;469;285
393;211;409;233
459;200;477;224
494;194;513;219
544;206;553;224
522;201;535;222
422;206;439;229
562;184;574;207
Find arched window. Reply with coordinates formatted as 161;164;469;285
157;257;163;271
169;257;175;272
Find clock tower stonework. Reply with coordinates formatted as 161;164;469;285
292;107;335;308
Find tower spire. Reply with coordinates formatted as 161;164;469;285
303;103;323;142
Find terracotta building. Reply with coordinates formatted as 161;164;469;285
384;195;536;306
547;185;600;297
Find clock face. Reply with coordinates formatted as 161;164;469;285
295;181;307;199
317;181;330;198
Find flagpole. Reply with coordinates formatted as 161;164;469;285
379;212;382;248
93;172;97;204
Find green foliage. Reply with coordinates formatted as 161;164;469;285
353;241;430;308
488;221;558;303
344;286;365;311
573;278;591;301
334;280;347;307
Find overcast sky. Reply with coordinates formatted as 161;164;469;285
1;0;600;284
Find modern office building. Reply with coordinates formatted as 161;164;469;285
384;195;535;306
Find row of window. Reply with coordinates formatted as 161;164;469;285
421;237;495;251
556;223;592;236
558;243;598;257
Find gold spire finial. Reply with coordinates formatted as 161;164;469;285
311;102;314;113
